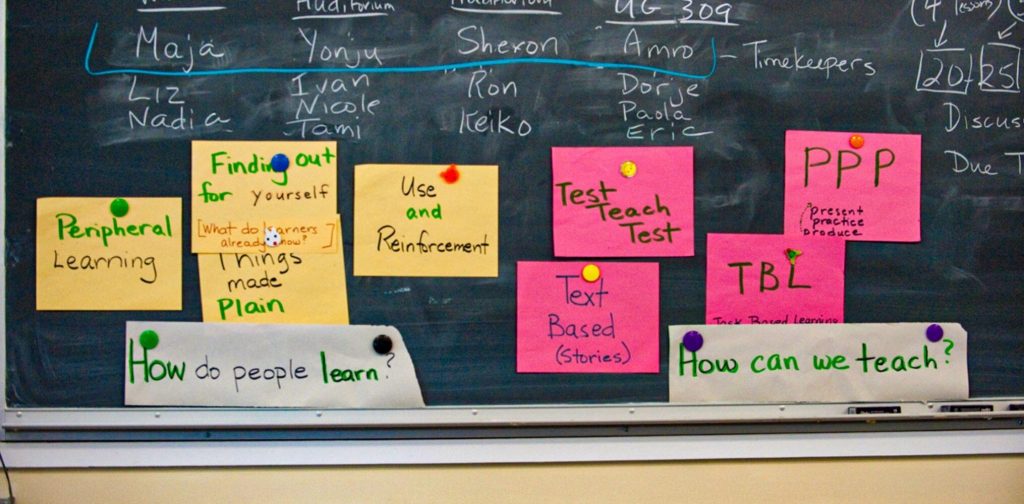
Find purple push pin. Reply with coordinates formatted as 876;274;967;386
682;330;704;352
925;324;944;342
271;153;290;173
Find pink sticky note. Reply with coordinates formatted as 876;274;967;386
552;147;694;257
706;234;846;325
517;261;659;373
784;131;921;242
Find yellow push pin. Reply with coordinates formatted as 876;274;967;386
620;160;637;178
581;264;602;283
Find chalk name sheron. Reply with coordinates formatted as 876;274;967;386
55;211;173;247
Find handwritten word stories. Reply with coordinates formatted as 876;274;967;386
668;323;969;404
354;164;498;277
706;234;845;325
552;146;694;257
125;322;425;408
191;141;338;253
37;198;182;310
784;131;921;242
198;222;349;324
517;261;659;373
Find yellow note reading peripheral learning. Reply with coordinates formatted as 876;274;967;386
191;141;338;253
198;216;349;324
354;164;498;277
37;197;182;311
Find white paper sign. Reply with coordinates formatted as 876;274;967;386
668;323;968;404
125;322;425;408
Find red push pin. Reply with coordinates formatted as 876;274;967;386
440;164;460;184
849;134;865;149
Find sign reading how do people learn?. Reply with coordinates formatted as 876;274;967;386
124;322;424;408
668;323;968;404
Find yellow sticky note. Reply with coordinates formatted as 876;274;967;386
354;164;498;277
198;216;349;324
191;141;338;253
192;216;340;254
36;197;182;311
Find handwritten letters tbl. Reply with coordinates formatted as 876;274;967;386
706;233;845;325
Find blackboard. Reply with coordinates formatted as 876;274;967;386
6;0;1022;410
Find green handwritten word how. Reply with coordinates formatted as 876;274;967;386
56;213;173;247
217;297;284;320
320;352;379;383
677;347;739;377
126;338;185;384
210;147;336;187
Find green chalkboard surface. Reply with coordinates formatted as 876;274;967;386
6;1;1022;408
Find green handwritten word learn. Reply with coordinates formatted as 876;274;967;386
127;338;185;384
56;213;173;247
210;146;336;187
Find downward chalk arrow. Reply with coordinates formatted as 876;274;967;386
998;21;1017;40
934;20;949;48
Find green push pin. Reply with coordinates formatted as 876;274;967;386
110;198;130;218
785;248;802;266
139;330;159;350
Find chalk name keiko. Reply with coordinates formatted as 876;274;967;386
547;274;631;366
555;180;682;245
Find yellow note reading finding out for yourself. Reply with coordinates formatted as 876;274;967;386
37;197;182;311
191;141;338;253
354;164;498;277
198;216;349;324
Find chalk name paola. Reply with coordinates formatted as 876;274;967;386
49;212;173;283
127;337;382;393
545;274;632;366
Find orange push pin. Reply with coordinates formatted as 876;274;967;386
620;160;637;178
581;264;601;283
849;134;865;149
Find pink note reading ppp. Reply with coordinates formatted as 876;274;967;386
706;234;845;325
516;261;660;373
784;130;921;242
552;147;694;257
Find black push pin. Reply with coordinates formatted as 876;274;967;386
372;334;393;355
